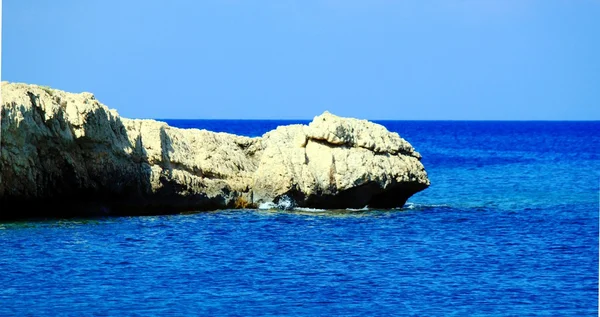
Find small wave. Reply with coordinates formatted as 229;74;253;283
259;200;451;212
346;206;369;211
403;202;451;210
403;202;417;210
294;207;327;212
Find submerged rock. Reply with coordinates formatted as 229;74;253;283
0;82;429;219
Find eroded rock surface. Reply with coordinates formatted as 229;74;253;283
0;82;429;219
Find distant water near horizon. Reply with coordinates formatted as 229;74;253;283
1;120;598;316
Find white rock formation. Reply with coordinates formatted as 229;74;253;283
0;82;429;218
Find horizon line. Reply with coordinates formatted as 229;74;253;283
152;118;600;122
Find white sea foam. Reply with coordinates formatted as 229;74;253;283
403;203;450;210
258;202;277;210
346;206;369;211
257;196;297;211
404;202;417;210
277;196;295;210
294;207;327;212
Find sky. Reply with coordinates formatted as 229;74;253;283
2;1;599;120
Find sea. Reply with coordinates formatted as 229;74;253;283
1;120;598;316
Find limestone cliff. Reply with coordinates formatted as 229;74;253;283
0;82;429;219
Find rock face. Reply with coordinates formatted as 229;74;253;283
0;82;429;219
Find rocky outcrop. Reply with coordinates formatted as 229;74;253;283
0;82;429;219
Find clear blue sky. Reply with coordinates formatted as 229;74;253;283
2;1;599;120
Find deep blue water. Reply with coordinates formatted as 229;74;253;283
1;120;598;316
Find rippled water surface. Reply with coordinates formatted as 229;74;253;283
1;121;598;316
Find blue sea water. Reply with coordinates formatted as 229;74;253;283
1;120;598;316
